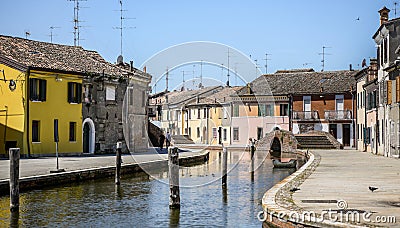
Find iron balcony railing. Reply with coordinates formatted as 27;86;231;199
324;110;352;120
292;111;319;120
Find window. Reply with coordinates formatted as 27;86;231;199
69;122;76;141
188;127;191;137
266;104;274;116
188;109;192;119
32;120;40;142
68;82;82;103
197;127;200;138
203;108;207;118
258;104;266;116
105;85;116;101
197;108;201;119
212;128;217;138
223;129;227;141
233;104;239;117
233;127;239;141
29;78;46;101
280;104;289;116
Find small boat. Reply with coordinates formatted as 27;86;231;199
272;159;297;168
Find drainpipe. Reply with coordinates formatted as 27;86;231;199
363;87;367;152
3;107;7;153
351;90;355;148
376;88;379;155
288;94;293;132
206;106;209;144
27;68;31;157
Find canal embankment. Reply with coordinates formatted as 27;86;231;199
0;149;209;196
262;149;400;227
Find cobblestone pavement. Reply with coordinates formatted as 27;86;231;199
292;149;400;227
0;148;203;180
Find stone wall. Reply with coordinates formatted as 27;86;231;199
256;129;298;158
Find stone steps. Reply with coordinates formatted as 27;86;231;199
295;135;336;149
171;135;195;144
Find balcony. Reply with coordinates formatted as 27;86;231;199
293;111;319;120
324;110;352;120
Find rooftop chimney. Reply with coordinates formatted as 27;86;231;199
130;60;133;72
368;58;378;81
379;6;390;25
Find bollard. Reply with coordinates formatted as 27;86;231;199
9;148;20;212
168;147;180;209
115;142;122;185
222;146;228;187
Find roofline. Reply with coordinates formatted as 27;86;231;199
0;54;28;72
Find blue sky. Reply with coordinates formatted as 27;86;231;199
0;0;397;91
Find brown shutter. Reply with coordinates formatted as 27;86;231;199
396;77;400;103
387;80;392;105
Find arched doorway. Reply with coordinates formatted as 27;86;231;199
82;118;95;154
270;137;281;158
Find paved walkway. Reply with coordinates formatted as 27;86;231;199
0;148;204;180
293;149;400;227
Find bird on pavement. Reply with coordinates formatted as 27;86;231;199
369;186;378;192
290;187;300;192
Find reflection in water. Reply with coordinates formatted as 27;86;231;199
9;210;19;228
169;209;180;228
0;150;295;227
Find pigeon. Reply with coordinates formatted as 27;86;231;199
290;187;300;192
369;186;378;192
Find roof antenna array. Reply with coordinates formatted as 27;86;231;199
319;46;331;72
68;0;87;46
264;53;272;74
49;26;60;43
24;30;31;39
394;2;398;18
114;0;136;61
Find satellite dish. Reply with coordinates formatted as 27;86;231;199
117;55;123;64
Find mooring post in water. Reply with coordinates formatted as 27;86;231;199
168;147;180;209
250;138;255;173
115;142;122;185
222;145;228;187
9;148;20;212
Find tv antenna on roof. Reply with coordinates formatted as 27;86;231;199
68;0;87;46
49;26;60;43
394;2;398;18
114;0;136;58
24;30;31;39
264;53;272;74
319;46;332;71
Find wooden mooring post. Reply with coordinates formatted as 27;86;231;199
250;140;255;173
168;147;180;209
115;142;122;185
222;146;228;187
9;148;20;212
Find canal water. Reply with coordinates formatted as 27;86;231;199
0;150;297;227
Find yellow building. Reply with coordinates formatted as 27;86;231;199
0;35;121;157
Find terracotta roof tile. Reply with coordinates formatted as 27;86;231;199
0;35;124;76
